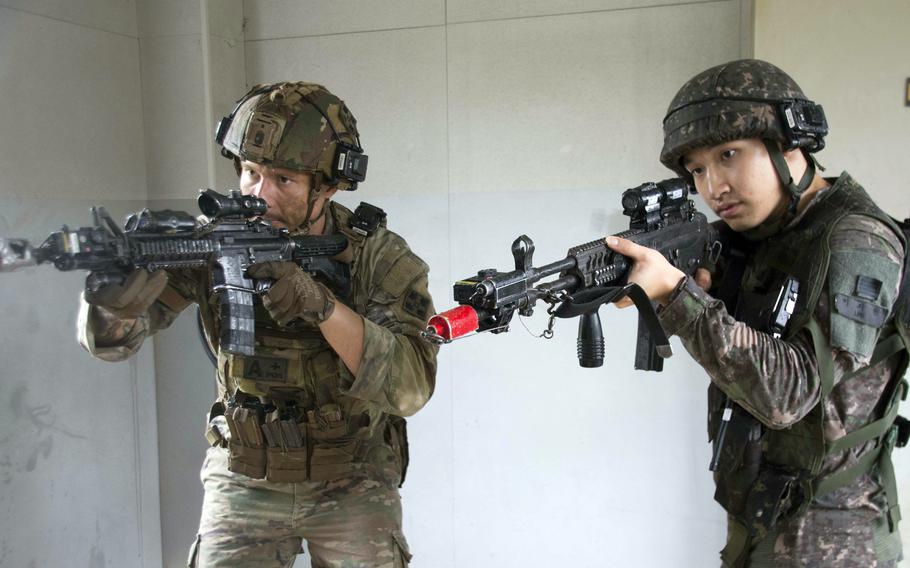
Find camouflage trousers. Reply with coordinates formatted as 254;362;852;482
188;446;412;568
729;507;901;568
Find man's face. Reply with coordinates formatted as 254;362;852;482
239;161;333;231
683;138;788;232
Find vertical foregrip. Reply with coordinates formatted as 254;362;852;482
219;289;256;356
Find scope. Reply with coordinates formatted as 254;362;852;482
197;188;268;219
621;178;689;218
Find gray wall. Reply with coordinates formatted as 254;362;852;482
4;1;907;567
0;2;161;567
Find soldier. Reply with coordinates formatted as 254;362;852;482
76;82;437;567
607;60;907;566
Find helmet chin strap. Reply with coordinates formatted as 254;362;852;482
741;140;819;242
761;139;817;216
296;173;329;235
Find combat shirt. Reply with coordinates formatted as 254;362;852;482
77;200;438;483
658;173;905;566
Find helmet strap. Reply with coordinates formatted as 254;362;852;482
297;173;329;235
761;139;816;216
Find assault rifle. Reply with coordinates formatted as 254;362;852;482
0;189;349;356
424;179;720;371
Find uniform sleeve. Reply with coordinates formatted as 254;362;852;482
338;245;439;417
658;214;904;429
77;269;200;362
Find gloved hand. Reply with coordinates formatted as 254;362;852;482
83;269;169;318
246;261;336;326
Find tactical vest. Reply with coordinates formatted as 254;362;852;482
199;202;411;487
708;176;910;567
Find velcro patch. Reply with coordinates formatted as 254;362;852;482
382;253;426;297
833;294;888;328
403;290;431;319
243;356;289;381
855;275;883;301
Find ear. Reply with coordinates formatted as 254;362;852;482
320;184;340;201
782;146;808;170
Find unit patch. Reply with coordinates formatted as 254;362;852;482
403;290;431;319
243;356;289;381
834;294;888;328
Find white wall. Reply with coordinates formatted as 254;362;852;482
755;1;910;561
755;0;910;218
0;2;161;566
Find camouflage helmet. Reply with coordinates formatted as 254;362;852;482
660;59;828;176
215;82;368;190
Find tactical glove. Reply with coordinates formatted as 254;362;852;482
246;261;336;326
84;269;169;319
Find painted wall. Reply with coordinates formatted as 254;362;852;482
0;1;161;566
755;0;910;562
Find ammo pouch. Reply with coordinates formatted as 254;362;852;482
208;397;363;483
710;392;811;567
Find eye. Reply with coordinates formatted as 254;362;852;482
720;148;736;161
687;166;704;177
278;175;293;184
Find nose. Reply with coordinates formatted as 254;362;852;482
249;175;274;200
703;167;730;201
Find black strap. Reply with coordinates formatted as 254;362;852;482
197;306;218;367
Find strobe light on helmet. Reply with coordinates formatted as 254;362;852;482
779;99;828;152
335;142;368;183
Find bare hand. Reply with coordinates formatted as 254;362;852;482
605;236;685;308
694;268;711;291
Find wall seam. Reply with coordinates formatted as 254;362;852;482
201;0;217;188
444;8;456;567
0;3;137;38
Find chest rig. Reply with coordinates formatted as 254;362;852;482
199;201;410;486
708;178;910;567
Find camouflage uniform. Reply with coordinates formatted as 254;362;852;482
658;60;907;567
658;175;905;567
78;200;437;568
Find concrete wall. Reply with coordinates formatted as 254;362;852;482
0;2;161;566
755;0;910;560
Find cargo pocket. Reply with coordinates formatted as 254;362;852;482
186;534;201;568
392;530;413;567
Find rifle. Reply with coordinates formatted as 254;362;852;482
424;178;720;371
0;189;349;357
